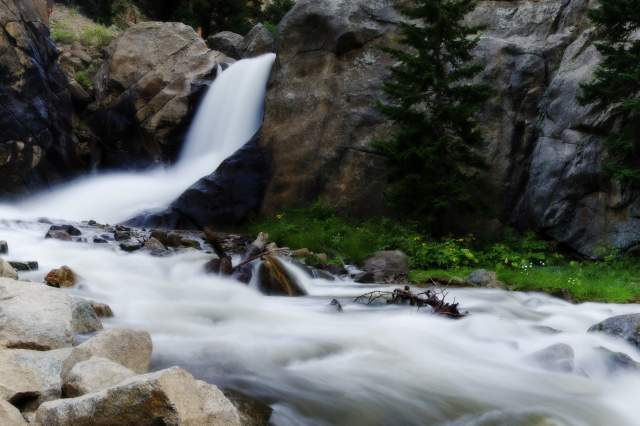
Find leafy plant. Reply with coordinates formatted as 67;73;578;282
80;24;116;48
75;70;93;91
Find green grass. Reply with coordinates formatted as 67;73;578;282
250;205;640;303
410;262;640;303
51;22;75;44
79;24;116;48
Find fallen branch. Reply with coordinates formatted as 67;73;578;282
354;285;466;318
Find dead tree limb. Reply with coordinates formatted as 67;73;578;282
354;285;466;318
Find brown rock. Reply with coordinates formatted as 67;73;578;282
44;266;76;288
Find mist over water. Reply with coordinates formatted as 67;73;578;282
1;53;640;425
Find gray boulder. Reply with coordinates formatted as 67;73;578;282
362;250;409;282
0;241;7;254
242;24;275;58
208;31;245;59
0;348;72;409
466;269;504;289
35;367;241;426
588;314;640;349
526;343;575;373
62;357;136;397
0;279;102;350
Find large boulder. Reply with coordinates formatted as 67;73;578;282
207;31;244;59
0;0;82;196
0;279;102;350
588;314;640;349
362;250;409;283
242;24;275;58
35;367;242;426
61;328;152;377
260;0;398;217
0;348;72;409
90;21;230;167
131;133;271;229
62;357;135;397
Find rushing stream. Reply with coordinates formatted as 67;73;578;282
1;54;640;426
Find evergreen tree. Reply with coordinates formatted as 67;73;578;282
580;0;640;185
376;0;489;228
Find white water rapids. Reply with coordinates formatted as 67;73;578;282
1;54;640;425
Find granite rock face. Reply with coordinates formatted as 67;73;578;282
0;0;82;196
260;0;640;256
90;21;231;167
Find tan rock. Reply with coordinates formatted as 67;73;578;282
62;328;152;377
44;266;76;288
62;357;135;397
36;367;241;426
0;258;18;279
0;279;102;350
0;400;27;425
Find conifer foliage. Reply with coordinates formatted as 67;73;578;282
580;0;640;186
377;0;489;227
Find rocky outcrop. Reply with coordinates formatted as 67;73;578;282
0;279;102;350
132;133;271;229
0;0;83;196
260;0;397;217
260;0;640;256
207;31;245;59
35;367;242;426
90;22;231;167
242;24;275;58
0;400;27;425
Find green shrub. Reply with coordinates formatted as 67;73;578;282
75;70;93;91
80;24;116;48
51;22;76;44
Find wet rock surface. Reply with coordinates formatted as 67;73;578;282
588;314;640;349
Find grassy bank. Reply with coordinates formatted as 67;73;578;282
249;205;640;304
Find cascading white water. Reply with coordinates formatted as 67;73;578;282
0;53;276;224
1;51;640;426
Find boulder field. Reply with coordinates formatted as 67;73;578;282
0;276;265;425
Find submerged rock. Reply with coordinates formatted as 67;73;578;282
9;261;39;272
595;347;640;374
0;279;102;350
36;367;242;426
45;266;76;288
527;343;575;373
588;314;640;349
62;328;152;377
90;302;114;318
119;240;143;252
224;389;273;426
0;241;7;254
258;256;306;296
47;225;82;237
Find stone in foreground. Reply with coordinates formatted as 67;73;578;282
588;314;640;349
36;367;241;426
0;400;27;425
62;357;135;397
62;328;152;377
0;279;102;350
45;266;76;288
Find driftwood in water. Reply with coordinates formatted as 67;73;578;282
354;286;465;318
258;255;306;296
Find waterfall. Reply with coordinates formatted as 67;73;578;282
0;53;276;224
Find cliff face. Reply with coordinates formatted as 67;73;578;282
0;0;81;196
261;0;639;256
